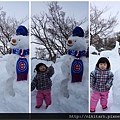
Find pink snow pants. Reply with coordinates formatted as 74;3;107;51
36;89;51;106
90;91;109;110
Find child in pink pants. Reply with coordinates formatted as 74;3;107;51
31;63;54;109
90;57;113;112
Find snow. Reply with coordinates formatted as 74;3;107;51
90;45;98;54
112;69;120;113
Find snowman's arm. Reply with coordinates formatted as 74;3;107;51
31;75;37;91
12;48;21;55
106;71;114;88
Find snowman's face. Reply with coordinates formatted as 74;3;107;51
9;35;29;49
66;36;87;50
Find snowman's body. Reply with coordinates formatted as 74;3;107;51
58;33;89;112
5;35;29;96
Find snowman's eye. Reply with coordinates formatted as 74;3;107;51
75;40;76;42
19;39;21;41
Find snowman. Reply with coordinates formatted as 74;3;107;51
53;27;89;113
5;25;29;97
61;26;88;83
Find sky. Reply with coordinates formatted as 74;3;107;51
0;1;29;28
31;1;89;30
90;1;120;33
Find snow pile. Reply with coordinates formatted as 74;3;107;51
111;69;120;113
100;41;119;58
90;45;98;54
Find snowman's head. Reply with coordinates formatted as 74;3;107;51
9;25;29;49
9;35;29;49
66;26;87;50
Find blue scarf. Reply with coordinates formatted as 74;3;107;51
68;50;87;83
12;49;29;81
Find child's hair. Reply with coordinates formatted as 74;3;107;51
34;63;48;73
96;57;110;69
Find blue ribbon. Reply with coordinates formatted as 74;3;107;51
12;49;29;56
68;50;86;58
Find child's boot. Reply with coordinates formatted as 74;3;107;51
46;105;48;109
102;105;107;111
35;105;41;108
90;108;95;113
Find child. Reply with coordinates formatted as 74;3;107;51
31;63;54;109
90;57;114;112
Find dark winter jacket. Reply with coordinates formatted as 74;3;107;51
31;67;54;91
90;67;114;92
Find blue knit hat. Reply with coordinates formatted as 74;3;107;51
16;25;28;36
72;26;84;37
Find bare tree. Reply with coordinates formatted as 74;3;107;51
90;4;118;46
116;32;120;43
31;1;88;60
0;7;27;55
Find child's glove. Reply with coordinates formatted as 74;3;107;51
106;85;109;89
49;64;53;68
